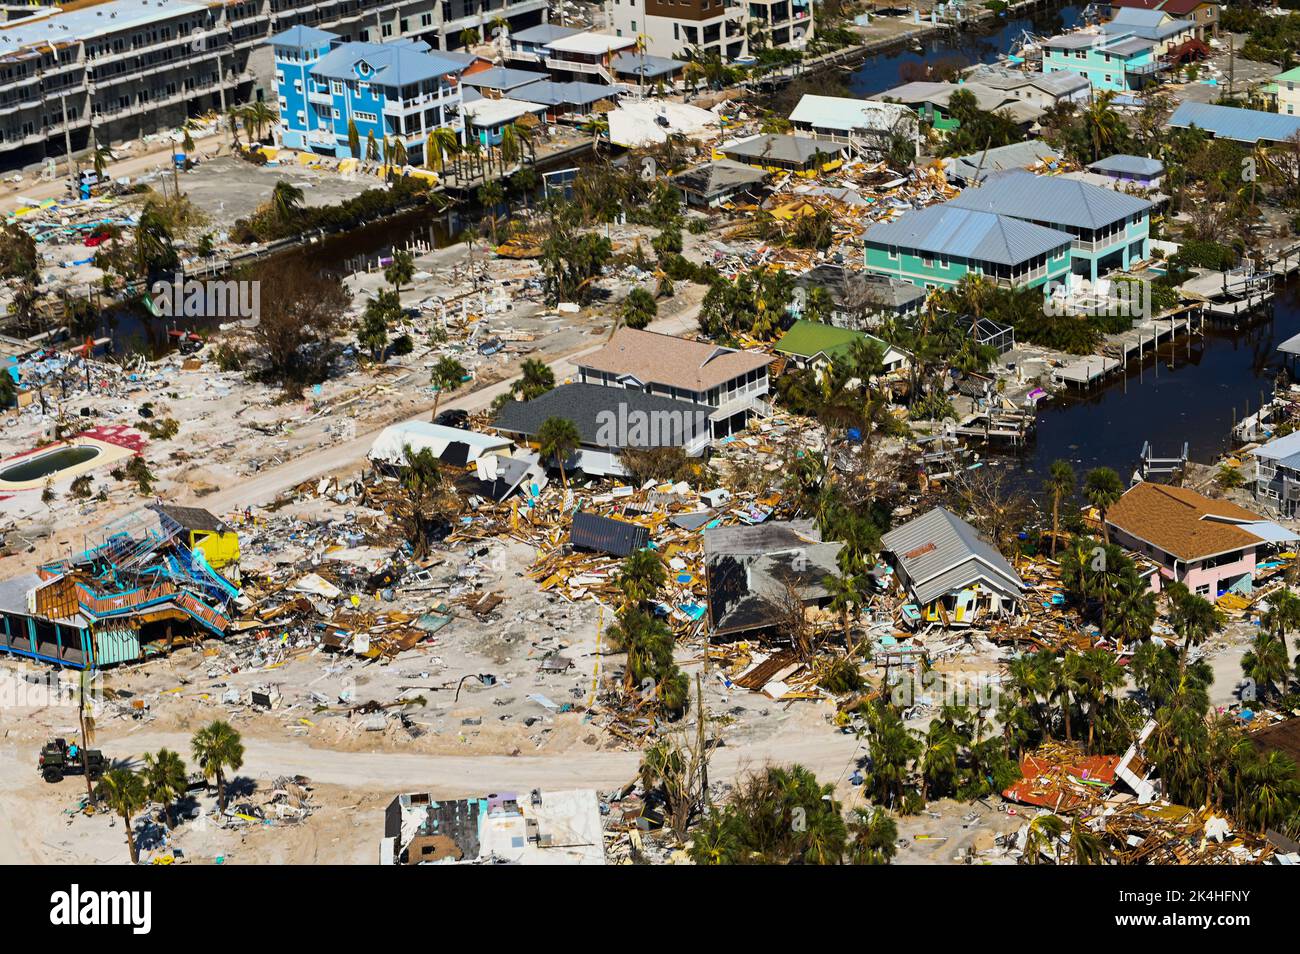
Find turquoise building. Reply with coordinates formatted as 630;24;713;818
863;204;1073;292
946;170;1152;281
1041;32;1158;93
273;26;466;162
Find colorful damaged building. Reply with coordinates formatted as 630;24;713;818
0;505;239;669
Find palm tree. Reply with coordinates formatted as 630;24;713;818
847;807;898;864
1076;648;1124;750
393;138;408;168
1261;588;1300;663
385;249;415;295
512;165;540;212
1022;812;1065;864
459;26;480;49
1239;749;1300;832
1083;91;1125;164
1083;467;1124;543
491;14;509;57
191;720;244;813
1241;632;1290;701
1044;460;1075;558
620;287;657;331
347;120;361;160
1102;572;1156;653
1165;581;1224;676
477;180;506;243
365;129;380;162
270;180;305;223
97;769;147;863
917;720;960;803
617;548;667;608
142;748;187;830
499;123;522;169
429;356;466;421
537;416;581;489
227;107;244;149
427;125;460;174
243;100;276;143
92;143;114;180
514;358;554;401
823;571;864;651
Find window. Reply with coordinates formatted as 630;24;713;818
330;80;343;94
631;20;637;30
354;110;377;122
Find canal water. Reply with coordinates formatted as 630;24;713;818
89;0;1293;486
1018;280;1300;482
846;4;1086;96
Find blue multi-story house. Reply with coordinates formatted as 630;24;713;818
272;26;466;163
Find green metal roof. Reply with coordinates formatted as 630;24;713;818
774;320;882;361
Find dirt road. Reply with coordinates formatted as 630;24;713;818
1;131;227;209
94;723;861;796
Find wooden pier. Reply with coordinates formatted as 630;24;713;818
1054;307;1204;390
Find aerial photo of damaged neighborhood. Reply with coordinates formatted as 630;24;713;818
6;0;1300;869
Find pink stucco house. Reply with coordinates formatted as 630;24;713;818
1104;482;1294;598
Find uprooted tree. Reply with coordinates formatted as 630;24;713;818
245;260;350;397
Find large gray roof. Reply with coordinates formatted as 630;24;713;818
1101;8;1194;40
670;160;768;198
611;52;687;78
462;67;548;91
493;384;712;450
864;204;1072;266
271;25;337;48
881;507;1024;606
722;134;845;165
511;80;616;107
510;23;583;44
947;169;1151;230
1088;153;1164;177
946;140;1062;184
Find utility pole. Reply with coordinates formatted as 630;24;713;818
1228;34;1235;100
49;43;77;192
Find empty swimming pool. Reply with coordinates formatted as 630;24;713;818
0;445;102;484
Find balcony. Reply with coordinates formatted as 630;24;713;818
382;90;450;116
543;57;614;84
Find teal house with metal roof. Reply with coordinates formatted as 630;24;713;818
945;170;1152;280
1041;31;1158;92
863;204;1073;292
273;27;466;161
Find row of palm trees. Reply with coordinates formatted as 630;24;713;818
95;720;244;864
227;101;278;149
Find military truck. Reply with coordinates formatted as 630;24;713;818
38;738;106;784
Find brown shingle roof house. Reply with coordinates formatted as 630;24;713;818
1104;482;1265;562
576;328;772;398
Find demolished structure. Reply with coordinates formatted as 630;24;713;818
880;507;1025;627
0;507;239;668
382;788;605;865
704;519;842;639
